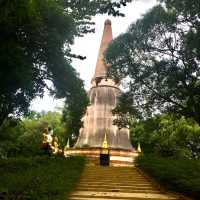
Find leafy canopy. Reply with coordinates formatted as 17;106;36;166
0;0;132;125
130;114;200;159
105;1;200;125
0;111;74;157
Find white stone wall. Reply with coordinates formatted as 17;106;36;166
75;78;133;150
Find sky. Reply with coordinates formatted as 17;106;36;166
30;0;157;112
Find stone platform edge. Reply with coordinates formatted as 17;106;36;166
64;147;139;166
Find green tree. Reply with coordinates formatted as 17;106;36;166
130;116;161;153
40;111;67;149
0;111;69;157
62;88;89;144
0;118;23;158
0;0;132;125
105;2;200;125
131;114;200;158
16;118;45;156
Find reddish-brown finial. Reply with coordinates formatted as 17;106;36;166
93;19;113;79
104;19;111;26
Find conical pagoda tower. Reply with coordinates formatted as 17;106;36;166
75;19;133;150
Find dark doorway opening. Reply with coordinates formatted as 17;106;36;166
100;153;110;166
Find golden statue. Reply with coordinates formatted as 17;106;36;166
51;136;59;154
42;128;53;154
102;131;108;149
137;142;142;153
101;130;109;154
64;138;70;150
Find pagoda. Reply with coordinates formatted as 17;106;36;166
65;19;135;166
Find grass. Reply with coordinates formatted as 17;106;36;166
136;154;200;199
0;156;85;200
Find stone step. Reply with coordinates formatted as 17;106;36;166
83;170;140;172
70;196;176;200
80;175;144;178
82;174;141;176
75;188;162;194
81;172;143;175
81;173;144;177
76;184;155;187
81;173;146;176
78;180;150;184
70;191;178;199
70;198;176;200
80;174;145;177
82;174;142;177
83;171;138;173
78;182;155;189
79;180;148;183
83;168;138;171
81;175;143;178
77;184;156;189
77;183;154;187
77;182;154;186
83;169;137;171
79;179;149;182
69;166;180;200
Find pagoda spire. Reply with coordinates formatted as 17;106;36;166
75;19;133;153
93;19;113;79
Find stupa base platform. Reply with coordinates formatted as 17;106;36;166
64;147;139;167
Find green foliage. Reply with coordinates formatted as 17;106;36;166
0;0;132;125
0;111;70;157
105;2;200;125
161;0;200;24
0;118;23;158
39;111;67;148
130;115;200;158
130;116;161;153
18;111;70;155
112;93;140;129
0;0;76;124
151;116;200;158
0;156;85;200
62;83;89;143
16;118;45;156
136;154;200;199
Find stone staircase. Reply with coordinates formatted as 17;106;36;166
69;165;182;200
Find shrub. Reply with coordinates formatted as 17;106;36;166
0;156;85;200
136;154;200;199
0;111;68;157
130;115;200;158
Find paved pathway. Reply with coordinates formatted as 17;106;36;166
70;165;183;200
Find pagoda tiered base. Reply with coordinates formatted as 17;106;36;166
64;147;138;167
